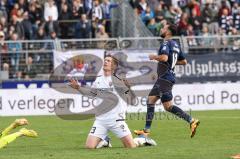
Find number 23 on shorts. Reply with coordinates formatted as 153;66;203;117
90;126;96;134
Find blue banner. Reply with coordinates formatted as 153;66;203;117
175;53;240;83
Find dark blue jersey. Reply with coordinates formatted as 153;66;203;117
157;39;185;83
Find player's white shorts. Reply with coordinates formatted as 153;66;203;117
88;119;131;140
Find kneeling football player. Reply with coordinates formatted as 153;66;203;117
68;55;156;148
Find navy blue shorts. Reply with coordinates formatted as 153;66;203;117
148;78;174;103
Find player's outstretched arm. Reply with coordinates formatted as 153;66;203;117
176;59;187;65
68;78;98;97
122;79;137;105
149;54;168;62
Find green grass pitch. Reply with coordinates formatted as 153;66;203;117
0;110;240;159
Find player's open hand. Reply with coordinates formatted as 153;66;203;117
123;79;131;88
149;54;156;60
68;78;80;90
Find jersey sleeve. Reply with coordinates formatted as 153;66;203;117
158;42;170;55
177;47;186;61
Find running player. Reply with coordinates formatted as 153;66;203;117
134;22;200;138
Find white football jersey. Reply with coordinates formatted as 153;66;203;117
92;75;127;121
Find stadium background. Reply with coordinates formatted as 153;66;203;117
0;0;240;159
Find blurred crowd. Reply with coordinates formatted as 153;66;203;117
1;0;240;80
0;0;117;79
132;0;240;50
134;0;240;36
0;0;240;40
0;0;117;41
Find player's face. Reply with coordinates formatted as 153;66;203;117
103;56;115;72
160;24;169;38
